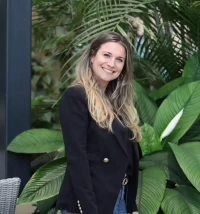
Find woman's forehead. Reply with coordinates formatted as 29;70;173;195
98;42;126;57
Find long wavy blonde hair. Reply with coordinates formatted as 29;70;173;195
71;32;142;142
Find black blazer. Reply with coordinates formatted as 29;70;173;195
56;86;142;214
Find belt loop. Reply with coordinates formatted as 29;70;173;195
122;178;129;186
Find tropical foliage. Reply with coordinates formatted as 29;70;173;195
8;51;200;213
135;51;200;213
9;0;200;213
31;0;200;128
31;0;200;126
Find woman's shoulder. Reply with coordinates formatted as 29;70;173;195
63;85;87;98
59;85;89;116
63;85;86;96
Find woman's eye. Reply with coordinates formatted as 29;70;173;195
117;58;123;62
103;54;110;57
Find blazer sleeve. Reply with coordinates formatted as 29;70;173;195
126;140;142;213
59;86;99;214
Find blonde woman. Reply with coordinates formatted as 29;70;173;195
56;32;142;214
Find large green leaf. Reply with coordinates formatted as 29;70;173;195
179;142;200;162
137;166;166;214
153;81;200;145
139;151;190;185
169;142;200;192
37;195;58;214
180;116;200;143
17;157;66;205
183;51;200;83
176;186;200;211
47;207;58;214
140;124;162;156
149;77;188;101
7;129;64;153
31;151;59;173
161;187;200;214
134;81;158;126
54;149;65;160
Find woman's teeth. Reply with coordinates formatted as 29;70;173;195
103;68;114;73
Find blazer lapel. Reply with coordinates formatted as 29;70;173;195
112;118;128;157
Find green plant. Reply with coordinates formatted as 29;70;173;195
56;0;200;89
31;0;200;128
8;51;200;213
31;0;84;130
134;51;200;213
10;0;200;211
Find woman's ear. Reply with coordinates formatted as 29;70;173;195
91;56;94;64
90;56;94;66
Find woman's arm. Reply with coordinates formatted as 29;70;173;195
126;137;142;213
126;158;139;213
59;86;98;214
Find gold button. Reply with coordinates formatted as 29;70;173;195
77;200;80;203
103;158;109;163
80;211;83;214
78;204;81;207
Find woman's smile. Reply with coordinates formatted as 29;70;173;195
58;32;141;214
91;42;126;89
102;67;115;74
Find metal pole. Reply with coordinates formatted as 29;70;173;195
0;0;32;191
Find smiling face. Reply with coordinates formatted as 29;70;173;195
91;42;126;90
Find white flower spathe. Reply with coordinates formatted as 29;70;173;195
160;108;184;141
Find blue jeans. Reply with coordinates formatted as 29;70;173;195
61;186;127;214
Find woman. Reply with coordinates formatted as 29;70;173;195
56;32;142;214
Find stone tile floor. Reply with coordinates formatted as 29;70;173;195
15;204;36;214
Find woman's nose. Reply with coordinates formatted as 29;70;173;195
107;59;115;67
